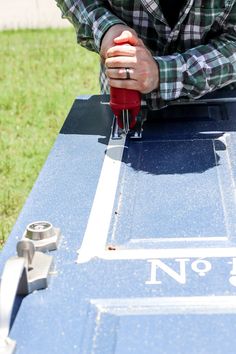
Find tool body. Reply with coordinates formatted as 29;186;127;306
110;86;141;133
109;40;142;139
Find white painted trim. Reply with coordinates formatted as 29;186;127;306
77;133;126;263
101;248;236;260
91;296;236;315
129;237;227;243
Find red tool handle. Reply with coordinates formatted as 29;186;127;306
109;40;141;129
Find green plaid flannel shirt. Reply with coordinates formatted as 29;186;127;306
56;0;236;109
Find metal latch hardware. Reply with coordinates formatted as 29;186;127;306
0;221;61;354
22;221;60;252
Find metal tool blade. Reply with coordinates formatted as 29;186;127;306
122;109;130;135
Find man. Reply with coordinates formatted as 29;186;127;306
56;0;236;109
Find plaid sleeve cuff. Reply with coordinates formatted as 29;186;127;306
154;54;187;101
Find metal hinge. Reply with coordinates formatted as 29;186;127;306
0;221;61;354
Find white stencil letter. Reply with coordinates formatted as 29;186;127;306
146;259;189;285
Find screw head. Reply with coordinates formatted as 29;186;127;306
26;221;54;240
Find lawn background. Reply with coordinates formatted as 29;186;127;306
0;28;100;245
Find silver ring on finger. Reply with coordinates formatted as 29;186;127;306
125;67;131;80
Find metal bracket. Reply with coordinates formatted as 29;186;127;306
0;221;60;354
111;109;147;140
16;240;53;295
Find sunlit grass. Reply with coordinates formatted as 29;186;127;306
0;28;100;245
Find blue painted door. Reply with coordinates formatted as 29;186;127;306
4;91;236;353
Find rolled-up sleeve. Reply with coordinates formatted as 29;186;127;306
55;0;126;52
154;4;236;101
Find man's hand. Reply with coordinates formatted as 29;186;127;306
100;24;138;61
102;28;159;94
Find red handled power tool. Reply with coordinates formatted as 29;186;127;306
110;87;141;134
109;40;144;139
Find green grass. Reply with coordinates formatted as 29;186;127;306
0;28;100;245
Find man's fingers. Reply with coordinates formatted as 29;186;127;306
106;68;135;80
103;28;159;94
113;30;139;46
105;56;137;68
106;45;136;58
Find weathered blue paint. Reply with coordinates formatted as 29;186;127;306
2;91;236;353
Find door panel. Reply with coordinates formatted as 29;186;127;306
81;297;236;354
107;137;236;248
78;99;236;261
5;93;236;353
